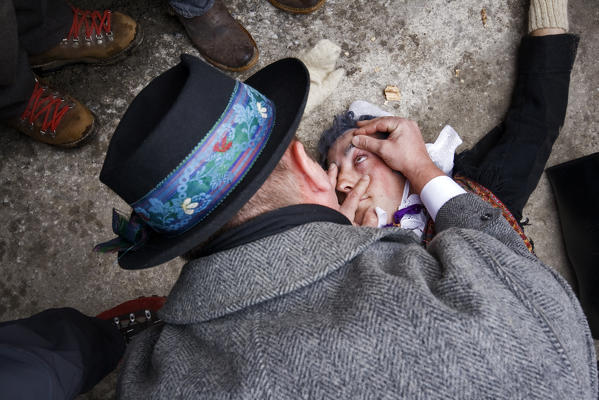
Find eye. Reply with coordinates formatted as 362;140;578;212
354;154;367;165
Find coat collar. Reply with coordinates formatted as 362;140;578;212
160;220;408;324
198;204;351;256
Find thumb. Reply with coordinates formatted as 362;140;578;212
352;134;383;156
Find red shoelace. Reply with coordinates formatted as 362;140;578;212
20;80;71;135
68;6;112;41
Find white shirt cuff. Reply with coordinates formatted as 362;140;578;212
420;176;466;221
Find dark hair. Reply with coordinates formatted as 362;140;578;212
317;111;376;168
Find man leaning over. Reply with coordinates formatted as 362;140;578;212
95;51;597;399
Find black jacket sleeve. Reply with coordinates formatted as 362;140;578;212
0;308;125;400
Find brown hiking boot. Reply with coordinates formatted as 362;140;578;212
267;0;326;14
29;6;143;72
173;0;258;72
8;78;95;148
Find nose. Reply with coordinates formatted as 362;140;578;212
335;168;358;194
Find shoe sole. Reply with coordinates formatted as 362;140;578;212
267;0;326;14
31;24;144;73
202;51;259;73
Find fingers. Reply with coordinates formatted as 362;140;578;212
353;121;384;136
327;162;338;188
351;134;384;159
360;207;379;227
339;175;370;223
354;116;401;136
352;117;426;176
355;116;383;129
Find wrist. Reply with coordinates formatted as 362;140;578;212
405;161;445;195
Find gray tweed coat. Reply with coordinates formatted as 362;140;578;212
117;194;598;399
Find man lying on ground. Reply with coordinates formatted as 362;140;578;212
319;1;577;257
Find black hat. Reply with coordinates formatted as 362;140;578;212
97;55;309;269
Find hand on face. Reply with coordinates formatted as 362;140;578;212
326;126;407;226
352;117;444;194
352;117;429;175
327;164;379;227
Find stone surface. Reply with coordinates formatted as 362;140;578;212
0;0;597;398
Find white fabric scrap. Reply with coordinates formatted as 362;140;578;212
298;39;346;114
375;207;388;227
349;100;393;118
426;125;462;176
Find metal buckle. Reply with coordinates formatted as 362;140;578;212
112;309;164;343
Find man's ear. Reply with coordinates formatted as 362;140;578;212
289;140;331;193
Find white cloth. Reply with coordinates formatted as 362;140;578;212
396;181;429;236
375;181;427;237
426;125;463;177
349;100;393;118
298;40;346;114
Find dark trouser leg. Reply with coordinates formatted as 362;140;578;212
0;50;35;120
0;0;71;120
0;308;125;398
454;34;579;222
15;0;72;55
168;0;214;18
0;1;19;86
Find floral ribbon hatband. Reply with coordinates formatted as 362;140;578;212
95;81;275;254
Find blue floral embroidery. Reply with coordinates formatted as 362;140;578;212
131;81;275;235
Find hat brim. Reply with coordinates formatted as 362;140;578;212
118;58;310;269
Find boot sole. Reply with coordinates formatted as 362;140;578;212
200;23;260;73
267;0;326;14
31;24;144;73
202;51;259;73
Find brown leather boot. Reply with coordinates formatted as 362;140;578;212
29;6;142;72
267;0;326;14
7;78;95;148
173;0;258;72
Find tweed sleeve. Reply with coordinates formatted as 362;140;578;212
433;192;534;258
